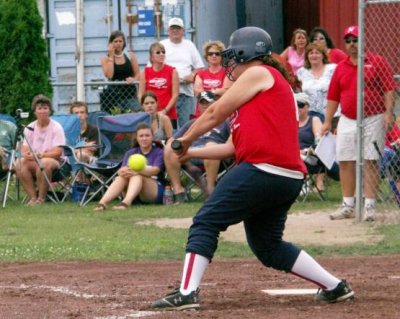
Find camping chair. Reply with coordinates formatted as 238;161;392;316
182;158;234;201
299;151;326;202
72;112;151;207
43;114;81;203
0;116;18;207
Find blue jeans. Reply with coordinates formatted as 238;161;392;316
186;162;303;272
177;94;195;129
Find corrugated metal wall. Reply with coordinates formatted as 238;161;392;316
319;0;358;52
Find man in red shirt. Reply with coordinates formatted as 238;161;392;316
321;26;396;222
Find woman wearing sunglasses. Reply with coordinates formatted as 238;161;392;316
309;27;347;64
138;42;180;128
192;41;233;118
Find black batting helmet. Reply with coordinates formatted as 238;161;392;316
221;26;272;68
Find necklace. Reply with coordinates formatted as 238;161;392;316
114;52;124;58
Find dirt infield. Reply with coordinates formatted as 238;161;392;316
0;255;399;318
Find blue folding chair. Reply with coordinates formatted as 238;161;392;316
44;114;81;203
64;112;151;206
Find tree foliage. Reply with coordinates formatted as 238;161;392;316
0;0;52;116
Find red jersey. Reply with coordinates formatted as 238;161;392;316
328;48;347;64
327;52;395;119
144;64;177;119
193;67;226;118
230;65;307;174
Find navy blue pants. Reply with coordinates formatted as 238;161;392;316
186;162;304;272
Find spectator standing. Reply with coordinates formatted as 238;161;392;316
138;42;179;128
297;43;337;122
192;40;233;118
69;101;99;163
93;122;165;211
100;30;140;113
160;17;205;128
15;95;66;206
321;26;396;222
140;91;173;142
280;28;308;75
309;27;347;64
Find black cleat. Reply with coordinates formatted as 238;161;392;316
315;280;354;303
151;288;200;311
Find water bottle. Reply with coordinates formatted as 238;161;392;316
163;185;174;205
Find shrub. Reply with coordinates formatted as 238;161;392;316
0;0;52;116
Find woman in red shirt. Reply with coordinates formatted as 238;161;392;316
138;42;179;128
192;40;233;118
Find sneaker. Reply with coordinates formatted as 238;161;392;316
174;192;188;204
151;288;200;311
329;203;355;220
315;280;354;303
363;205;376;222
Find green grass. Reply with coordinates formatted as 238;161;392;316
0;180;399;262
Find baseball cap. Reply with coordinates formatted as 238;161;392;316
343;26;359;38
197;91;216;103
168;17;184;28
294;92;309;105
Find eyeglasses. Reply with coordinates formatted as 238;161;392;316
345;38;358;44
207;52;221;57
313;37;325;41
154;50;166;55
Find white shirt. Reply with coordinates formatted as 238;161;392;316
297;63;337;115
160;38;204;96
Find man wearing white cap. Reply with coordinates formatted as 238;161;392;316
161;17;204;128
321;25;396;222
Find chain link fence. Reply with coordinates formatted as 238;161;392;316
52;81;140;115
358;0;400;221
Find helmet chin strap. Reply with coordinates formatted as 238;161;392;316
225;62;238;81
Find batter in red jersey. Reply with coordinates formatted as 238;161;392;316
151;27;354;311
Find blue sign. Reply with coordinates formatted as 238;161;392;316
138;8;155;37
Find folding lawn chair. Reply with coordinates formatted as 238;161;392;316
72;112;151;207
44;114;81;203
0;116;18;208
182;158;235;201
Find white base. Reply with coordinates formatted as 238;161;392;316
262;289;318;296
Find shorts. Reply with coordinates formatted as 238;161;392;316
336;113;384;161
133;181;164;205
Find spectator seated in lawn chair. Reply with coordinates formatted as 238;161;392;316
93;122;166;211
296;93;339;198
164;91;230;203
69;101;99;164
14;95;66;206
379;119;400;204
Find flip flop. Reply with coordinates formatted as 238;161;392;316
112;202;129;210
93;203;107;211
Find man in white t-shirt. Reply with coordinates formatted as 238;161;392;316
161;17;204;128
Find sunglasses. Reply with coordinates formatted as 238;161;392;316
154;50;166;55
345;38;358;44
297;102;306;108
207;52;221;57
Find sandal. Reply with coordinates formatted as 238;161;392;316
112;202;129;210
93;203;107;211
35;198;45;205
26;198;38;206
